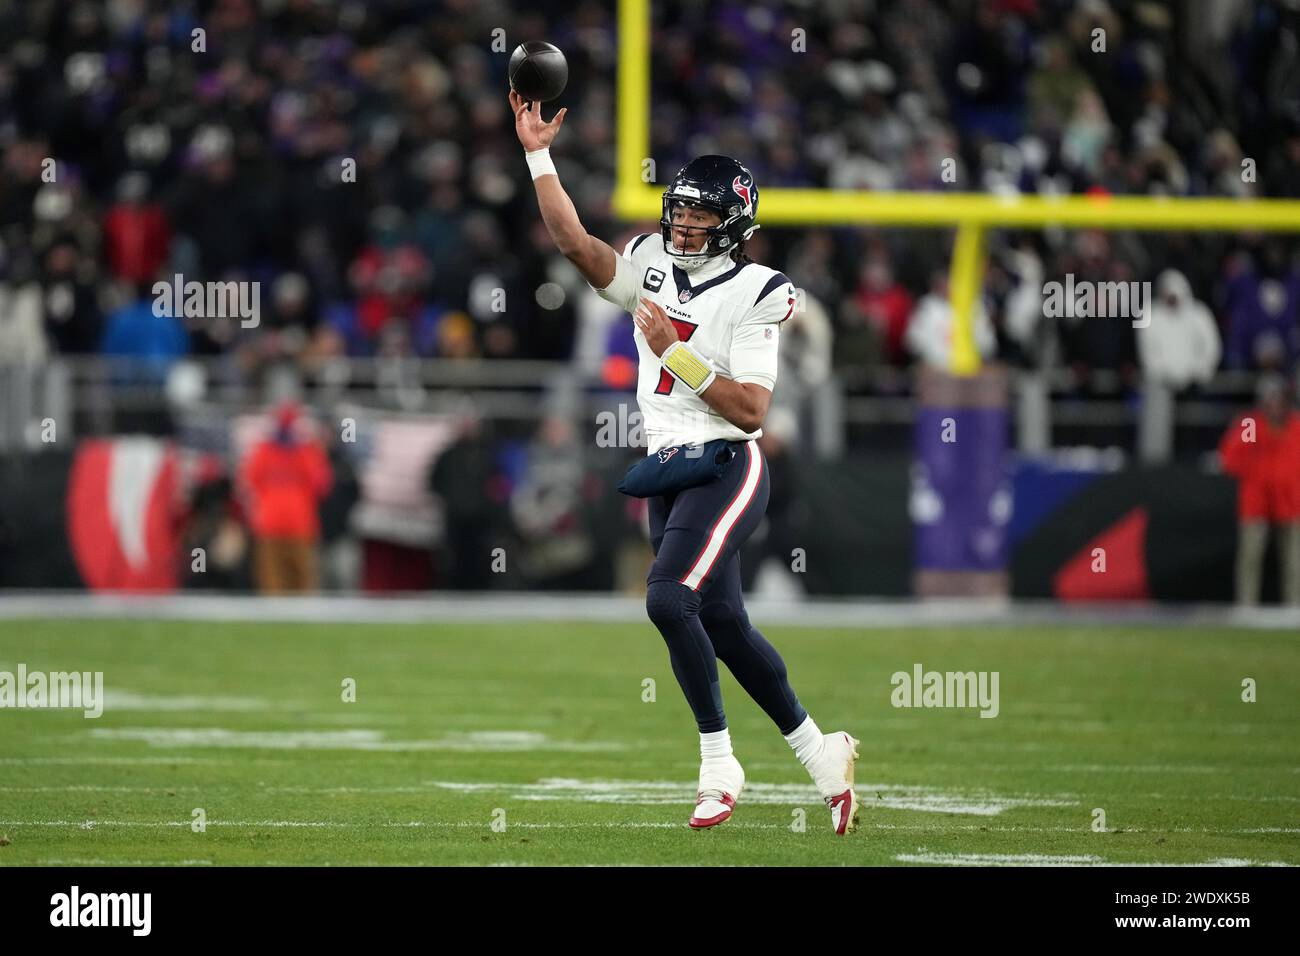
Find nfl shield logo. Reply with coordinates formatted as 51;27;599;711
679;289;692;303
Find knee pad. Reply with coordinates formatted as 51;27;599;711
645;579;699;628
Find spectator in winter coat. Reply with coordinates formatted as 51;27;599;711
1218;375;1300;605
905;271;996;371
240;401;334;593
1137;270;1221;391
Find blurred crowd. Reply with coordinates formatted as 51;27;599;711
650;0;1300;392
653;0;1300;199
0;0;1296;395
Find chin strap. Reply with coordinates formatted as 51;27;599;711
661;341;717;394
663;232;732;272
667;248;731;274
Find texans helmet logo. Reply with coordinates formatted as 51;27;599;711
657;446;680;463
731;176;753;215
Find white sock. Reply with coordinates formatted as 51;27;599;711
784;715;824;766
700;728;733;762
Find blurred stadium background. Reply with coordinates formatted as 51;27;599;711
3;0;1300;873
1;0;1300;609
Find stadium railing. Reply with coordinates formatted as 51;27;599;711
0;356;1262;464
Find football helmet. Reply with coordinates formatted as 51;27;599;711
660;155;760;272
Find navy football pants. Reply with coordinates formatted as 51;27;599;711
645;440;807;735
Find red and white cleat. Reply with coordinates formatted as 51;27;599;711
688;755;744;829
808;732;860;835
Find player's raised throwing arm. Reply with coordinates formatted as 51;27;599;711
511;91;620;291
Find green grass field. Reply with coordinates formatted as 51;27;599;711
0;616;1297;866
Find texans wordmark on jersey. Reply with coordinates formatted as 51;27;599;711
591;234;796;453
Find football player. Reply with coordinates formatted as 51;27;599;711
512;91;860;835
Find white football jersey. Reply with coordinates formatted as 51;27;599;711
590;233;796;453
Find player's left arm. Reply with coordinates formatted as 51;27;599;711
699;375;771;435
635;283;791;434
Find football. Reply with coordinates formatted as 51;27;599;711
508;40;568;102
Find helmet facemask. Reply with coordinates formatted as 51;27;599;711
660;198;731;272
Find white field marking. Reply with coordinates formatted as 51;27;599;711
31;859;216;866
744;761;1299;776
9;783;1296;829
83;728;622;752
898;851;1105;866
1196;858;1292;866
896;851;1291;867
101;691;273;711
422;778;1077;815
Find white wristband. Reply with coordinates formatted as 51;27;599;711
525;147;557;180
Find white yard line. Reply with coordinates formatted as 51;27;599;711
25;858;216;866
417;778;1078;815
81;728;623;752
99;691;275;712
3;783;1298;822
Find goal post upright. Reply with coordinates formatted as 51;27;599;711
612;0;1300;377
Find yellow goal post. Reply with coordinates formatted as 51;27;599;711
610;0;1300;376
